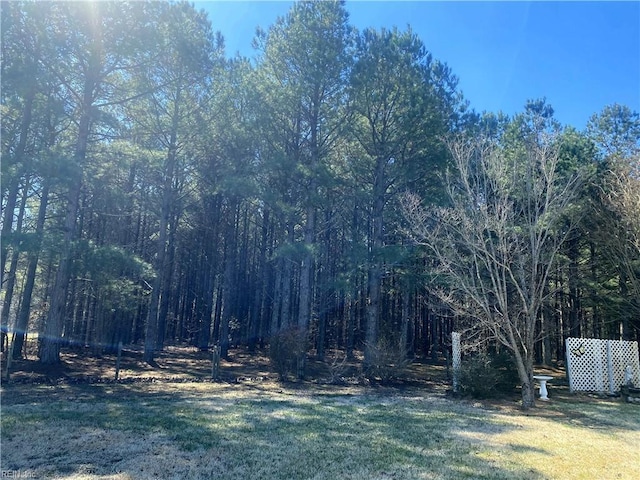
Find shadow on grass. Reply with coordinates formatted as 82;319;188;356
4;354;637;479
1;382;553;480
536;393;640;432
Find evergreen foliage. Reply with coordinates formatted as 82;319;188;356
1;0;638;399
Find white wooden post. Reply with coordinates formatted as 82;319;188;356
594;340;605;393
566;340;575;393
115;341;123;381
452;332;461;392
211;345;220;381
606;340;615;395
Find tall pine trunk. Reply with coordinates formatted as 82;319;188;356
1;176;30;336
144;176;172;363
156;212;178;348
13;181;50;359
298;205;315;329
365;155;386;366
144;86;180;364
1;85;35;284
40;92;93;364
219;200;238;359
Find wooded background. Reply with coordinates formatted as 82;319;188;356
2;1;639;371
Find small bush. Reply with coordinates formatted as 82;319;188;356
269;327;307;381
457;351;519;398
364;337;410;384
325;349;350;384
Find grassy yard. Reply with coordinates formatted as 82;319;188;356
2;379;639;480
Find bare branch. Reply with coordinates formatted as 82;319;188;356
402;131;585;407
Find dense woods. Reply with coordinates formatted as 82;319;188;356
2;1;639;393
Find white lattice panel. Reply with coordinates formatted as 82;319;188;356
566;338;640;393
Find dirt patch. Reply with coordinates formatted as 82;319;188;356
4;346;274;384
2;345;450;390
5;344;609;414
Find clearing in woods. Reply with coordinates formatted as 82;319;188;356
1;346;639;479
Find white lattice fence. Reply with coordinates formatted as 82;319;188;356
566;337;640;394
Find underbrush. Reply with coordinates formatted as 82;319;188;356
363;337;410;384
457;351;520;399
268;328;307;380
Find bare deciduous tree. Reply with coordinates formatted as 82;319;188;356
403;133;584;409
603;156;640;336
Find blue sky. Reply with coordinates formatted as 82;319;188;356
196;1;640;130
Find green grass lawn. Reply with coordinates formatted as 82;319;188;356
2;381;639;479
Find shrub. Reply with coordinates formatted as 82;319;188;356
364;337;410;384
457;351;519;398
325;349;350;384
269;327;307;381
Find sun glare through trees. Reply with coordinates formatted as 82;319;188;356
1;1;639;410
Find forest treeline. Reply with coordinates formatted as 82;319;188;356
2;1;639;371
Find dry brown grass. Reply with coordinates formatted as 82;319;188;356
2;347;639;479
2;378;639;480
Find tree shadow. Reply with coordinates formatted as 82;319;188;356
1;382;553;479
